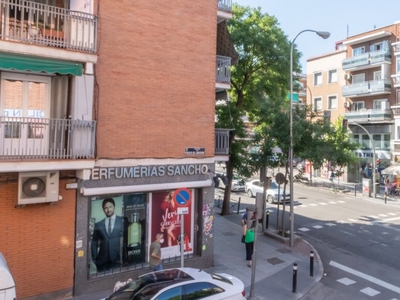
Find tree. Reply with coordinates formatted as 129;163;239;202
215;5;298;216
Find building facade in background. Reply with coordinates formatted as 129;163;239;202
307;21;400;183
0;0;232;298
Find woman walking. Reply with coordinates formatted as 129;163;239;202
243;218;255;267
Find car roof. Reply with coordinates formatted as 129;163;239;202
140;267;210;281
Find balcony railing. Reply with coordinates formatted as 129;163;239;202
392;41;400;54
391;105;400;115
216;55;231;84
217;0;232;13
344;108;392;123
392;74;400;87
342;49;391;70
0;117;96;160
215;128;229;155
342;80;391;97
0;0;97;53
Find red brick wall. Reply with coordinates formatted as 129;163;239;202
95;0;217;159
0;173;76;299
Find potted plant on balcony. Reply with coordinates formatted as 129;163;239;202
41;23;64;39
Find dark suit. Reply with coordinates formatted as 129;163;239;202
91;215;125;271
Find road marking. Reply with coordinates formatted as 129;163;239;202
360;287;380;297
379;217;400;223
337;220;348;224
379;214;388;217
298;227;310;232
369;215;379;219
337;201;346;203
337;277;356;286
348;218;358;222
313;225;323;229
369;239;388;247
340;230;355;236
320;202;328;205
310;203;318;206
388;213;397;216
325;222;336;226
330;261;400;294
359;216;370;221
329;201;337;204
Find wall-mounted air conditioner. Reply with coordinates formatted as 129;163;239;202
18;171;59;205
344;101;350;108
344;73;352;81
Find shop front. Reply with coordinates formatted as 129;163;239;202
73;162;215;296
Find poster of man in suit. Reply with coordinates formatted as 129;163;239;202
90;197;127;272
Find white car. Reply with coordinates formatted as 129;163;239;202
103;267;246;300
217;173;245;192
245;179;290;203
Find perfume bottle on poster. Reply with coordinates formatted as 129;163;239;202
128;213;142;247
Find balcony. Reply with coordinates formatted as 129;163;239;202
0;0;97;53
391;74;400;88
392;41;400;55
215;128;230;155
0;117;96;160
217;0;232;23
342;79;392;98
344;108;392;123
216;55;231;92
342;49;391;71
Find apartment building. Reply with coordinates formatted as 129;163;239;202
307;21;400;183
0;0;232;298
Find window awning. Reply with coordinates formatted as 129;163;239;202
0;53;83;76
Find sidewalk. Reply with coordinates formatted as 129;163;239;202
205;208;323;300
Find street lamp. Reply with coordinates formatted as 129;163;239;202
289;30;330;247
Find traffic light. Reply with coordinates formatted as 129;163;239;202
342;118;348;131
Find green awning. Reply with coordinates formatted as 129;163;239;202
0;53;83;76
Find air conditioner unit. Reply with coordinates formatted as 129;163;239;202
344;101;350;108
18;171;59;205
344;73;352;81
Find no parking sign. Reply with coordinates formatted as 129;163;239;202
173;188;192;207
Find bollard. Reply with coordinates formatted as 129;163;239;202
266;211;269;229
384;193;387;204
292;263;297;293
354;184;357;197
237;197;241;214
310;251;314;277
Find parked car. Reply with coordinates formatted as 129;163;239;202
245;179;290;203
217;172;245;192
103;267;246;300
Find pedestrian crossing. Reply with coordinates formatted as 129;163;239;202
330;261;400;299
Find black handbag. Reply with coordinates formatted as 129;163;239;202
241;235;245;243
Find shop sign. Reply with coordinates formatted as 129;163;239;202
185;147;205;155
90;164;209;180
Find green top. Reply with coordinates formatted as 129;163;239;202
245;228;255;243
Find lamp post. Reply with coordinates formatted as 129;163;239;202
289;30;330;247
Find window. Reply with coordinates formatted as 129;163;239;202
353;47;365;56
373;99;387;110
397;57;400;73
370;42;383;52
314;72;322;86
184;282;214;300
314;97;322;111
156;287;182;300
361;134;370;150
352;73;365;83
352;101;364;111
328;95;337;109
373;135;382;150
328;69;338;83
373;71;381;81
383;134;390;150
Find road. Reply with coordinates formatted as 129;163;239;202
215;183;400;299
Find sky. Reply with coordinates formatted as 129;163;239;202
234;0;400;73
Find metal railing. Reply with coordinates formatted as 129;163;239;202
215;128;230;155
0;0;97;53
216;55;231;83
217;0;232;12
392;41;400;53
344;108;392;122
0;117;96;159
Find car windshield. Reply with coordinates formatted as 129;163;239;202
232;174;241;180
107;269;193;300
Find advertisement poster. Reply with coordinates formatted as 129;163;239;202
150;190;194;259
89;193;146;275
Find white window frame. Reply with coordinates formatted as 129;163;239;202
373;99;388;110
313;97;323;111
328;69;338;83
370;42;383;52
352;73;365;83
352;101;365;111
314;72;322;86
327;95;338;110
353;46;365;56
373;71;381;81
